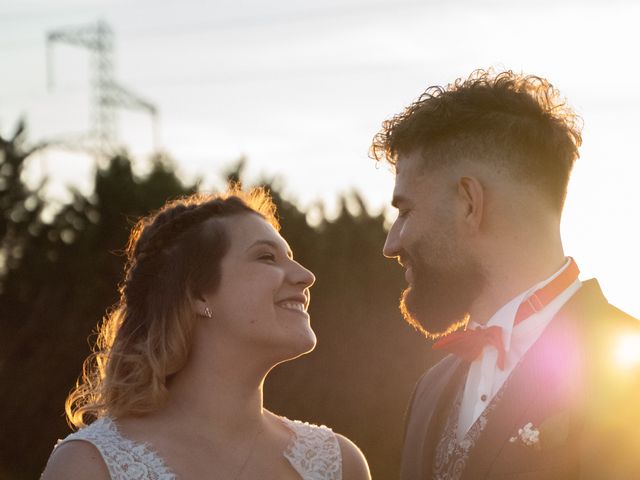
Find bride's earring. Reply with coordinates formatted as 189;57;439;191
204;306;213;319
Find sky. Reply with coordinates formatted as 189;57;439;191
1;0;639;317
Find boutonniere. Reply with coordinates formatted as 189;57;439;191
509;412;571;451
509;422;540;449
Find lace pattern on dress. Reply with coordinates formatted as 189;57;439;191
281;418;343;480
55;417;176;480
55;416;342;480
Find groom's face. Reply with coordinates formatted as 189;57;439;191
383;152;485;339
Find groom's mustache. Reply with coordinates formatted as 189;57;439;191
396;251;414;271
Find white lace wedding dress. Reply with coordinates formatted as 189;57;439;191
55;416;342;480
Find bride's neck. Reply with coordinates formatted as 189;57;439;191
162;351;268;437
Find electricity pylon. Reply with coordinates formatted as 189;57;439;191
46;19;159;160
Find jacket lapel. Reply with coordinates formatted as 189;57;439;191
461;280;604;479
400;355;466;480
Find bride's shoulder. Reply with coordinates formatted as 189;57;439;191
332;433;371;480
42;417;175;480
277;416;339;457
279;416;335;440
278;416;370;480
41;427;111;480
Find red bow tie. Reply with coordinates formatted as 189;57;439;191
432;259;580;370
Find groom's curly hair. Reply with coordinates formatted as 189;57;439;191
66;186;279;428
370;69;583;211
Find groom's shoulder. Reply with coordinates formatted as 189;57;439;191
412;355;460;398
421;354;459;378
585;295;640;345
403;355;460;437
566;279;640;347
579;302;640;478
603;302;640;329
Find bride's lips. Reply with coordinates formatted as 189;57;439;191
275;293;310;314
276;301;307;314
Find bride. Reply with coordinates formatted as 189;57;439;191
42;187;370;480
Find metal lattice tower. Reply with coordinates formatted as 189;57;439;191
47;19;159;159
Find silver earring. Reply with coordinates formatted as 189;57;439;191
204;306;213;319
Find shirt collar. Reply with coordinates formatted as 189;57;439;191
469;257;575;352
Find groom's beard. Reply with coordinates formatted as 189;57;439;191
399;252;485;339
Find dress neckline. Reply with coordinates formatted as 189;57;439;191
100;416;177;478
103;415;307;479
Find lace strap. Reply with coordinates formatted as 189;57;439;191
282;418;343;480
56;417;175;480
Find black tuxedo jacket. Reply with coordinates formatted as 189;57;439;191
400;279;640;480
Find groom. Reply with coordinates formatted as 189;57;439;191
372;70;640;479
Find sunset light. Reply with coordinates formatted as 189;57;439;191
2;2;640;479
614;334;640;369
2;2;638;322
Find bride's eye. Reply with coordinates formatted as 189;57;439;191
258;253;276;262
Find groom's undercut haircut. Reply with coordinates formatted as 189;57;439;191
370;69;583;211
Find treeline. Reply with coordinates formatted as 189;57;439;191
0;122;439;479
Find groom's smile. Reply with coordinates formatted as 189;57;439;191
384;151;486;339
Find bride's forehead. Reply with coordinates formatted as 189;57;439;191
225;214;285;247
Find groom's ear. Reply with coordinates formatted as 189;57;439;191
456;175;484;232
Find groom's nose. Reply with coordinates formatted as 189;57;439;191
383;220;401;258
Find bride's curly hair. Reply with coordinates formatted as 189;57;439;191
66;185;279;428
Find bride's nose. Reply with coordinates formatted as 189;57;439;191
290;261;315;288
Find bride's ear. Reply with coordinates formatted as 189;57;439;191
191;292;213;319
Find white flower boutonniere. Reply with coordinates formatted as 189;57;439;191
509;422;540;448
509;412;571;451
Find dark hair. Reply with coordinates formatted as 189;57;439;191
66;186;279;427
370;69;583;210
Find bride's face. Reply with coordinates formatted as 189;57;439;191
202;213;316;360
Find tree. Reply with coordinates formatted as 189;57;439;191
0;146;197;479
0;119;46;291
1;139;438;479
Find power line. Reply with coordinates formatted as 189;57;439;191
0;0;428;51
0;3;100;23
2;62;415;103
116;1;428;38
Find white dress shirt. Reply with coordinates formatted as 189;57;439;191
456;258;582;441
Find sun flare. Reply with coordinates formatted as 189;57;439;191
614;334;640;369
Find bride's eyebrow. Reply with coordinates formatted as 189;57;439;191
245;239;293;259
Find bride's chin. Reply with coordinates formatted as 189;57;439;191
278;329;317;362
294;326;317;351
299;330;317;354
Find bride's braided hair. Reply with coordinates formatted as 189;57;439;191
123;198;240;310
66;186;279;427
